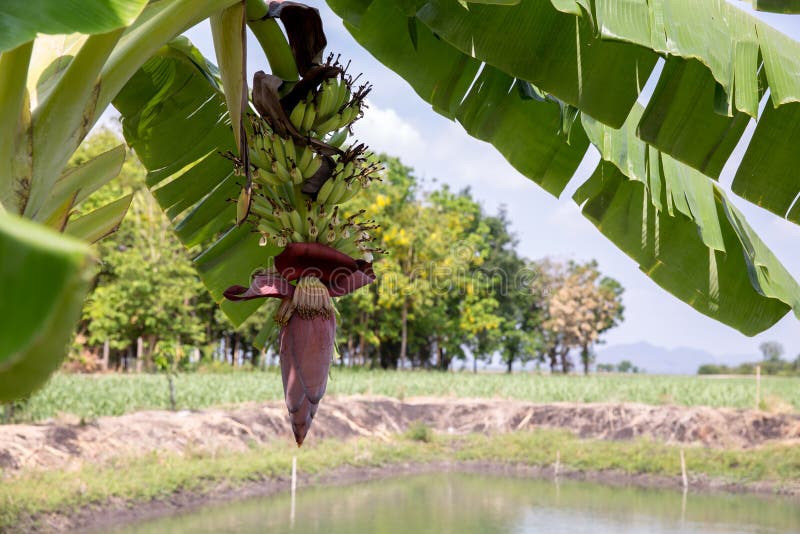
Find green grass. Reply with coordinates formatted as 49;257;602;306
2;429;799;530
6;369;799;423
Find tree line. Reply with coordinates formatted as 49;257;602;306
70;130;624;374
697;342;800;377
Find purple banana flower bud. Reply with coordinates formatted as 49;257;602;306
223;243;375;446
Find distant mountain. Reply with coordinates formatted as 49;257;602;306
595;342;757;375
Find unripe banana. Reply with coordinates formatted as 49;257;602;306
289;165;304;185
289;100;306;130
337;181;362;204
307;218;318;240
338;105;359;129
288;209;304;234
271;134;286;164
334;80;350;112
316;177;336;204
301;101;317;132
256;218;283;235
326;129;348;148
296;144;312;171
276;208;293;230
326;177;348;205
249;149;272;171
313;113;341;137
272;160;292;183
281;182;297;206
283;137;297;166
301;156;322;180
314;80;334;122
254;168;284;187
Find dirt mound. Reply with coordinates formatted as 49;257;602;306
1;397;798;474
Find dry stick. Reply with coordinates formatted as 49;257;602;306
554;450;561;479
290;455;297;528
755;365;762;410
680;449;688;489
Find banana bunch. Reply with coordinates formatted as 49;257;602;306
237;68;382;264
248;127;323;187
287;77;363;137
316;156;382;205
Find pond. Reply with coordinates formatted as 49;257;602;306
113;472;799;533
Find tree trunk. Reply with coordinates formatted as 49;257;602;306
399;299;408;370
358;332;366;367
548;347;558;373
136;337;144;373
232;334;240;367
560;348;571;374
506;357;513;374
101;340;110;372
581;345;591;375
347;334;355;367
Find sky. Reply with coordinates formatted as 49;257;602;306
182;2;800;360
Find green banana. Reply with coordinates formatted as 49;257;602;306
326;177;348;205
301;156;322;180
271;133;286;164
289;100;306;130
326;129;348;148
296;144;312;171
288;208;304;234
301;101;317;133
315;79;336;122
336;181;361;204
283;137;297;165
289;165;304;185
272;160;292;183
249;149;272;171
254;168;284;187
316;177;336;204
334;79;350;112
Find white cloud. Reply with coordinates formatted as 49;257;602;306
353;102;425;157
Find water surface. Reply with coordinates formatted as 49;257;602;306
114;472;800;533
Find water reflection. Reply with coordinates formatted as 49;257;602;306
113;472;800;533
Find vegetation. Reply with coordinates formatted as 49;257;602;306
64;132;624;375
698;341;800;377
2;428;799;530
4;371;797;424
4;1;800;401
597;360;643;374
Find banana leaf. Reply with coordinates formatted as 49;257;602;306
328;0;800;334
0;1;148;53
0;211;94;401
114;38;277;326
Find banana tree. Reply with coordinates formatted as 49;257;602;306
1;0;800;427
0;0;241;399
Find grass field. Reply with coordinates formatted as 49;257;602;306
5;369;798;423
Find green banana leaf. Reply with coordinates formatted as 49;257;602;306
732;101;800;225
0;1;149;53
327;0;800;334
0;211;94;401
114;38;278;327
64;193;133;243
331;0;590;195
581;105;800;333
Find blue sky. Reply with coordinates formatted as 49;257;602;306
184;2;800;360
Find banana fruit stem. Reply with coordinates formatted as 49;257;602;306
246;0;298;82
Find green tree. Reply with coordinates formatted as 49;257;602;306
79;131;211;370
759;341;784;363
